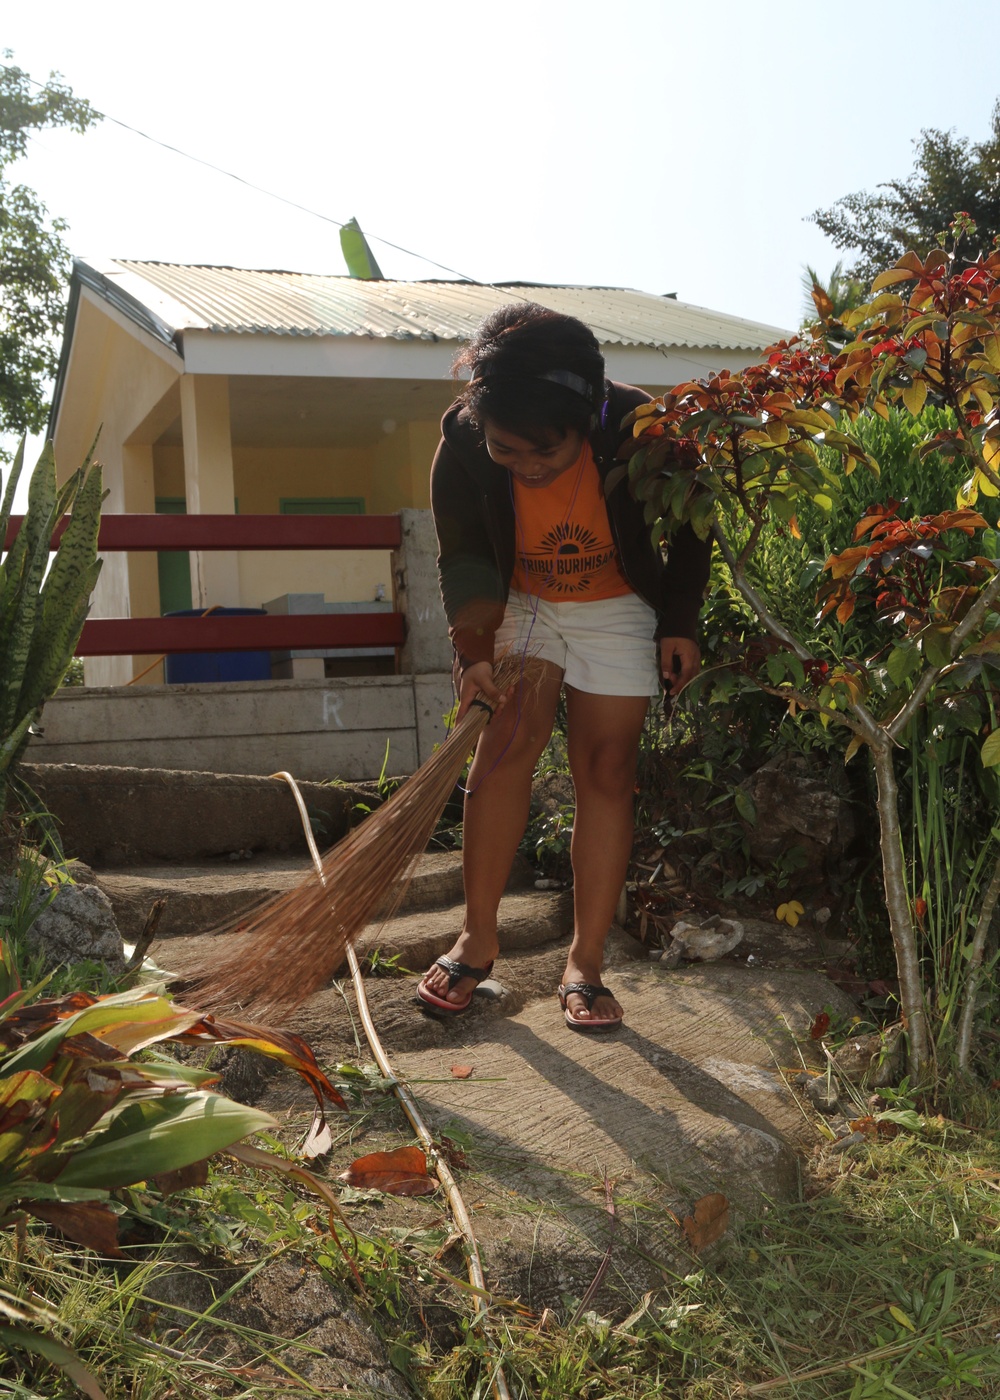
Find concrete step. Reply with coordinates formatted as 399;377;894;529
148;885;572;988
97;849;537;942
22;762;354;867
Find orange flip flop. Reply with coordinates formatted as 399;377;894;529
417;956;495;1016
557;981;623;1033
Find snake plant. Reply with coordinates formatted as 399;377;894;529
0;437;104;817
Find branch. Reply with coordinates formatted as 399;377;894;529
713;526;812;661
714;524;885;749
754;681;867;738
887;565;1000;739
956;844;1000;1073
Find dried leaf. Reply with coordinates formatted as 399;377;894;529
682;1193;729;1252
450;1065;474;1079
151;1159;209;1197
28;1201;123;1258
810;1012;831;1040
339;1146;437;1197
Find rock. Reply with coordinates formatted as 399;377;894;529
830;1130;867;1153
738;754;857;881
1;871;125;974
144;1250;408;1395
604;925;648;963
804;1076;839;1113
659;940;685;969
531;769;574;816
670;915;744;962
830;1023;904;1086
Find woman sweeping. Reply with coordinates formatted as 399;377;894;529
417;303;711;1031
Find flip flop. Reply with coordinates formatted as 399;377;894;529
558;981;623;1034
416;955;495;1016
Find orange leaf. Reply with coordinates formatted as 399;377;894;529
836;596;856;626
682;1192;729;1252
451;1065;474;1079
339;1146;437;1196
29;1201;124;1258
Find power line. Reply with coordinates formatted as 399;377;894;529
3;62;483;284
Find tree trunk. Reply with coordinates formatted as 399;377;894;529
871;740;931;1077
956;849;1000;1073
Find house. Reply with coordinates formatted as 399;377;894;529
34;262;788;780
51;260;789;687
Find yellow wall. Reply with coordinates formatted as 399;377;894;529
56;295;447;684
53;296;183;685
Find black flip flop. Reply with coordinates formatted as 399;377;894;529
417;955;495;1015
558;981;623;1033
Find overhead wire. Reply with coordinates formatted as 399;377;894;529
4;61;718;357
3;62;483;284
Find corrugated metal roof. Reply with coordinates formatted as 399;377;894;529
91;260;788;352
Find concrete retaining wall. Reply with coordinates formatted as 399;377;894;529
29;673;455;782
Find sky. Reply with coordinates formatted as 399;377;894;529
3;0;999;487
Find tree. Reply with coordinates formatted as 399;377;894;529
626;216;1000;1082
811;101;1000;286
0;56;98;442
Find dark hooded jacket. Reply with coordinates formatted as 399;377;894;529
430;380;712;671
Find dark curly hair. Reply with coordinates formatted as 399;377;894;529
452;302;606;444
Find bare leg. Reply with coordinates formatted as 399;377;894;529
561;687;649;1025
419;660;563;1006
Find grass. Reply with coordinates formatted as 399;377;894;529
4;1084;999;1399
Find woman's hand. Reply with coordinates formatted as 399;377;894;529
456;660;504;722
659;637;701;696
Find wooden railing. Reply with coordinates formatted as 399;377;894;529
7;513;405;656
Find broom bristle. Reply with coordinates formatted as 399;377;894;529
192;655;524;1015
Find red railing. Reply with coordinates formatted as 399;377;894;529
7;513;405;657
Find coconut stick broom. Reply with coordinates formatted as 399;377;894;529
192;653;523;1016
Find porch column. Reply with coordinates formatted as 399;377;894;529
122;442;163;683
179;374;240;607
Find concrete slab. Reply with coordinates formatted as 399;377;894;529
100;850;536;942
30;674;453;780
22;763;353;867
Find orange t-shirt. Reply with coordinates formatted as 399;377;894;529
510;443;633;602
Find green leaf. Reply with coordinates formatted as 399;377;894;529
0;1326;107;1398
734;790;757;826
922;625;954;670
54;1091;277;1190
886;644;920;687
981;730;1000;767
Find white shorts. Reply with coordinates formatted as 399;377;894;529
495;590;659;697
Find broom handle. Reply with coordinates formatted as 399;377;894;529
271;771;513;1400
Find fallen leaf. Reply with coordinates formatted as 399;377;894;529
810;1012;831;1040
29;1201;124;1258
682;1192;729;1252
339;1146;437;1197
152;1159;209;1196
451;1065;474;1079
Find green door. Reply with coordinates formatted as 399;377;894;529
155;498;192;614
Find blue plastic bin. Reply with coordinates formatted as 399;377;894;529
164;608;272;684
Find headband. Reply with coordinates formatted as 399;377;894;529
471;363;598;406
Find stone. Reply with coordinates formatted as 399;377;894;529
738;754;857;880
804;1075;840;1114
1;872;126;974
830;1023;904;1086
604;925;649;963
670;915;744;962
